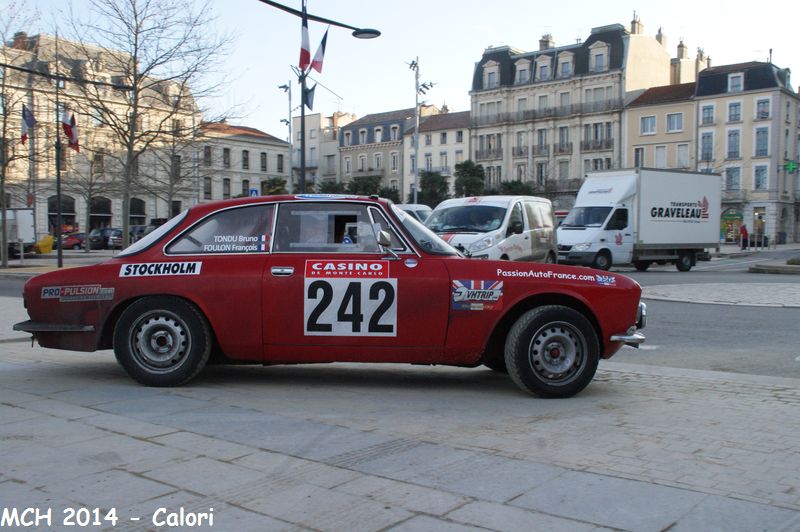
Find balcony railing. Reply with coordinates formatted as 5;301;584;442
428;166;452;176
722;189;747;202
533;144;549;157
352;168;385;177
580;138;614;152
554;142;573;155
475;149;503;160
512;146;528;158
472;99;624;127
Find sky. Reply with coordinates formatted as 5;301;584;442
21;0;800;143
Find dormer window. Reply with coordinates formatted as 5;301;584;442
483;61;500;89
728;73;743;93
359;129;367;144
374;127;383;142
589;41;609;73
344;131;352;146
560;61;570;78
538;64;549;81
516;68;528;84
535;56;552;82
390;125;400;140
487;71;497;88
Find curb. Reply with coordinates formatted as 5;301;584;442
749;264;800;275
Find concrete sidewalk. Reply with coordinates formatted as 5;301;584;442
1;295;799;531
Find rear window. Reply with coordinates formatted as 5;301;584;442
168;205;275;255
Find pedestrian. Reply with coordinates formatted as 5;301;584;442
740;223;748;250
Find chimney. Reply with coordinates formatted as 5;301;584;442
656;27;666;48
12;31;28;49
631;12;643;35
677;40;688;59
539;33;555;51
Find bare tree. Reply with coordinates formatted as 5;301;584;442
0;0;41;267
65;0;232;246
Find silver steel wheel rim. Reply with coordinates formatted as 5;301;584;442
527;321;586;384
596;255;609;269
130;310;190;373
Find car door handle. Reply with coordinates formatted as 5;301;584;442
271;266;294;276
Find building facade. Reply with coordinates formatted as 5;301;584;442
1;32;201;236
198;122;290;202
402;110;471;199
694;62;800;243
337;106;438;194
291;111;356;189
469;17;700;210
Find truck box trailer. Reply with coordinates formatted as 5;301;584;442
557;168;721;272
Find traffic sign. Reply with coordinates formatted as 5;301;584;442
249;188;258;197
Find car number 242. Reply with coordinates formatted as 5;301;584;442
303;278;397;336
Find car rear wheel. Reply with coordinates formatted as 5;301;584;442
113;296;211;386
72;243;81;250
504;305;599;398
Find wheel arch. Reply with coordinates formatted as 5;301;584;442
98;293;219;352
481;292;604;366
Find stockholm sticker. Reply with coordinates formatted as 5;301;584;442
41;285;115;302
452;280;503;311
304;260;397;337
120;262;202;277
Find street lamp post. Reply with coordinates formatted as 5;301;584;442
256;0;379;193
408;57;433;205
279;82;293;194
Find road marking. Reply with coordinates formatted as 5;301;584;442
693;258;774;271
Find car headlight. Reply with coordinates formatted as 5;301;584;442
468;234;497;253
572;242;591;252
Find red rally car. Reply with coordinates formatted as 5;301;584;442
15;195;645;398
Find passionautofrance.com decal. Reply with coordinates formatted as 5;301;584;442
496;268;616;286
41;285;115;302
119;262;202;277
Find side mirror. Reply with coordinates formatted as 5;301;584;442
377;230;392;248
507;220;523;236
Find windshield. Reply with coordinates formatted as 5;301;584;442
391;205;459;255
425;205;506;233
117;211;189;257
560;206;612;228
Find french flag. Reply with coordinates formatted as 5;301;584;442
20;104;35;144
61;110;79;152
259;234;269;251
298;1;311;72
311;27;328;73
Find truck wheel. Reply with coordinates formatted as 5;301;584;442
676;252;693;272
544;252;556;264
113;296;211;386
504;306;599;398
592;251;611;271
633;260;651;271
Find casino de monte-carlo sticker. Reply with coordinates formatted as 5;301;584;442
304;260;397;337
119;262;202;277
451;280;503;311
41;285;115;302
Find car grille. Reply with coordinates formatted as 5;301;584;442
558;244;572;251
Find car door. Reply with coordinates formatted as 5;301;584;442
603;208;633;264
263;201;450;362
499;201;531;261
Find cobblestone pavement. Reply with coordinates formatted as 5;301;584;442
1;332;799;529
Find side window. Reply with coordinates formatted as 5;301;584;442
168;204;275;254
273;203;380;253
605;209;628;230
369;207;407;252
524;201;544;229
508;202;524;234
538;204;554;230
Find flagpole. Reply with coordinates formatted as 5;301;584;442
54;33;63;268
300;69;306;194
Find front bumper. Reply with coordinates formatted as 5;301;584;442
13;320;95;333
609;302;647;348
557;251;595;266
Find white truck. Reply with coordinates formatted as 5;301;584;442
557;168;721;272
4;208;36;258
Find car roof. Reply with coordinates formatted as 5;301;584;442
186;194;391;218
433;195;551;210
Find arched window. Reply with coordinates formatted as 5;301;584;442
47;195;77;233
130;197;146;226
90;196;112;230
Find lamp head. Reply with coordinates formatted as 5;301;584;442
352;28;380;39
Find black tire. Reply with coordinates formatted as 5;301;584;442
505;305;599;398
592;251;611;271
633;260;651;271
72;244;81;250
113;296;212;386
544;252;556;264
676;252;693;272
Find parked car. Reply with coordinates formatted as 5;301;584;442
14;195;645;397
59;232;85;250
426;196;558;263
88;228;123;250
129;225;148;242
395;203;432;223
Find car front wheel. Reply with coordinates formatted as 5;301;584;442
113;296;211;386
504;305;599;398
